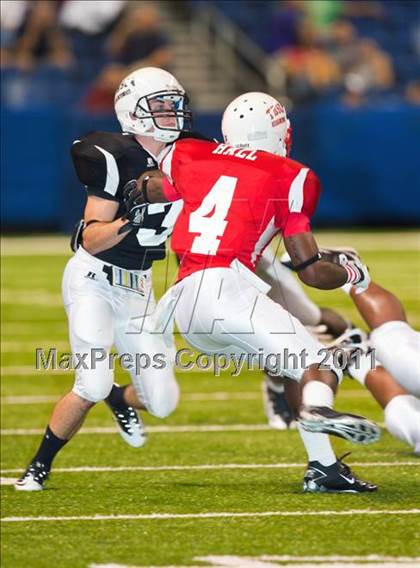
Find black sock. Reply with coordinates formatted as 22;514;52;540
32;426;68;471
106;384;129;410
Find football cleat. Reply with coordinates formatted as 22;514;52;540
106;401;147;448
303;454;378;493
15;461;49;491
326;327;368;353
262;377;297;430
299;405;380;445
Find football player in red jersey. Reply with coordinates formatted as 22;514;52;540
125;92;380;493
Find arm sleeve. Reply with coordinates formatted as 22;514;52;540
71;141;120;202
281;168;321;237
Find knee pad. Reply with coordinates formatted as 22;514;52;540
147;386;179;419
73;366;114;403
132;369;180;419
384;394;420;453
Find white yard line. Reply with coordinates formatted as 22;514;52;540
2;509;419;523
0;390;370;405
1;341;70;352
89;557;420;568
1;422;390;436
0;365;215;375
0;477;16;485
0;424;274;435
196;556;420;568
2;461;417;476
2;232;420;255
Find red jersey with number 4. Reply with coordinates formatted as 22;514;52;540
159;138;321;281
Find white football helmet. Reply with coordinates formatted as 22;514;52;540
114;67;191;143
222;92;291;157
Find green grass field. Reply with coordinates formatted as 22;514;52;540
1;231;420;568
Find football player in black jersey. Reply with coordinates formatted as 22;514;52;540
15;67;192;491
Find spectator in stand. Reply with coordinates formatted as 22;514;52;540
404;80;420;106
1;0;28;66
59;0;126;80
304;0;384;34
327;19;359;71
83;5;172;112
108;5;171;68
1;0;73;71
266;1;306;54
338;37;395;107
274;19;341;104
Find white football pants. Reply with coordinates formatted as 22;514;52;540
370;321;420;397
158;264;342;382
62;247;179;415
257;246;322;327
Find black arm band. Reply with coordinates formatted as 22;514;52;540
292;252;322;272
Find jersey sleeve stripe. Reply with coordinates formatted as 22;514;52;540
94;145;120;196
288;168;309;213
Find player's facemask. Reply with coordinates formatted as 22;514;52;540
134;91;192;135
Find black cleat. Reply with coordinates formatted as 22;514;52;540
303;454;378;493
299;405;380;445
106;401;147;448
262;377;297;430
15;461;49;491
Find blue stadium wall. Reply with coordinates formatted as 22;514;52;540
2;103;420;231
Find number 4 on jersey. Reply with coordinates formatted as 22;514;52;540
189;175;237;255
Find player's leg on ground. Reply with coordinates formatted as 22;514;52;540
346;281;406;330
370;322;420;396
262;374;298;429
345;281;420;395
173;268;378;492
110;290;179;447
349;360;420;453
258;250;348;429
15;260;116;491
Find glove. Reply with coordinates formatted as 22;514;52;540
319;246;361;264
336;252;370;295
320;246;370;294
118;179;148;235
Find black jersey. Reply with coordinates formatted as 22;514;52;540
71;131;183;270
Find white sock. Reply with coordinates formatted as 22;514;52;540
384;394;420;453
302;381;334;407
347;352;374;385
298;425;336;466
300;381;336;466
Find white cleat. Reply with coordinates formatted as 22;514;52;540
15;462;48;491
111;406;147;448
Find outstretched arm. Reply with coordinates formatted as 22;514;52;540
284;232;365;290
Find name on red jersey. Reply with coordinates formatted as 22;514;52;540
212;143;258;161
